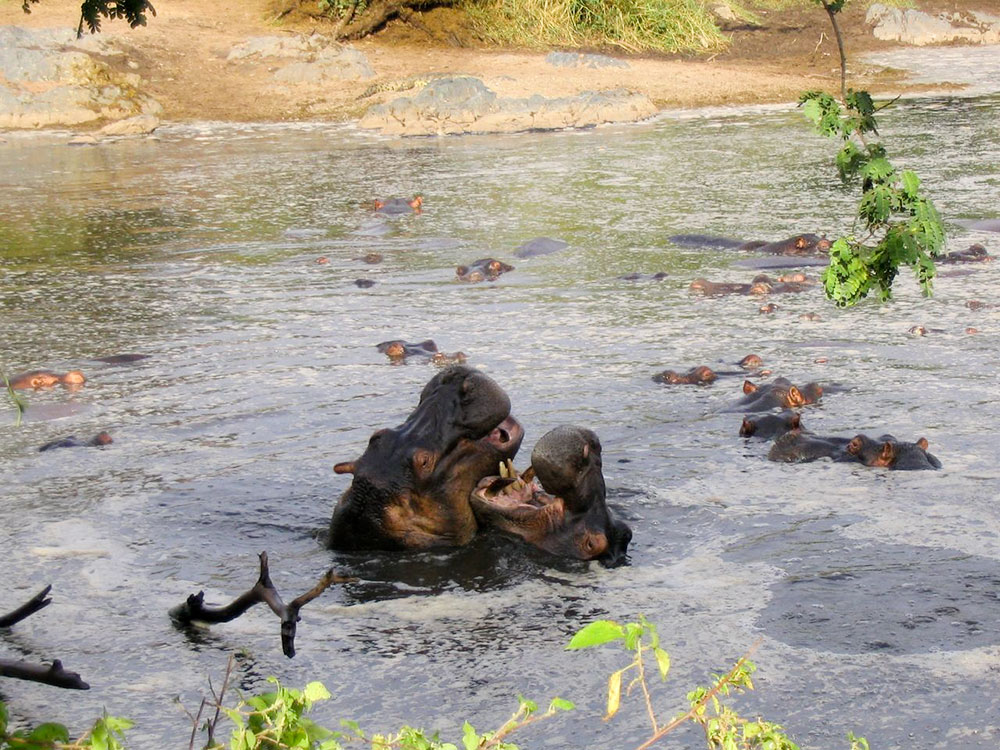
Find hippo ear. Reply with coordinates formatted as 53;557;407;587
743;380;758;395
847;437;862;455
412;448;437;479
795;236;807;249
917;437;929;450
740;418;754;437
582;443;589;459
790;413;802;429
334;461;357;474
787;386;804;407
456;265;468;277
880;442;895;463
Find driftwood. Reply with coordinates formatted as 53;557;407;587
1;585;90;689
170;552;351;658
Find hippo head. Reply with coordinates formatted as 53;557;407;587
739;410;801;438
329;365;524;550
471;426;632;566
847;434;940;470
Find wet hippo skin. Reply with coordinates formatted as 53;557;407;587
329;365;523;550
470;426;632;566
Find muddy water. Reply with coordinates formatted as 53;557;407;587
1;88;999;749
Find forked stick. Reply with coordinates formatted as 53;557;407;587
169;552;352;658
0;585;52;627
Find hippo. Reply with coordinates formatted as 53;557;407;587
39;432;113;452
456;258;514;283
846;434;942;470
376;339;467;365
668;234;744;249
355;279;377;288
373;196;422;214
92;354;148;365
690;275;813;297
620;272;668;282
964;219;1000;232
739;410;802;439
743;234;832;256
470;426;632;566
515;237;569;258
652;365;717;385
966;300;996;310
767;430;854;463
725;377;823;412
738;354;763;369
7;370;86;390
690;278;755;296
938;244;993;263
329;365;523;550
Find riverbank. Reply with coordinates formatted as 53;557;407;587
2;0;999;129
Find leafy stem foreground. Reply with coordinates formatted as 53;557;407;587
802;0;946;307
1;617;869;750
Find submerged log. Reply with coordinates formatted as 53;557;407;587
1;585;89;689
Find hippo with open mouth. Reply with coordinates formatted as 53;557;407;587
328;365;523;550
470;426;632;566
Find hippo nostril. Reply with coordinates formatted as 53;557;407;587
498;428;510;443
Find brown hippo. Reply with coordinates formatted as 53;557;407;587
739;410;802;439
740;234;832;256
456;258;514;283
739;354;764;369
767;430;854;463
470;426;632;566
7;370;86;390
329;366;523;550
846;434;942;470
938;244;993;263
376;339;467;365
652;365;718;385
725;377;823;412
39;432;113;452
374;196;422;214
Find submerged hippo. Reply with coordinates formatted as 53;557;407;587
456;258;514;283
739;410;802;439
743;234;832;256
39;432;113;452
690;274;814;297
846;434;942;470
652;365;717;385
373;196;422;214
329;366;523;550
767;430;854;463
515;237;569;258
725;377;823;412
7;370;86;390
938;244;993;264
470;426;632;566
376;339;467;365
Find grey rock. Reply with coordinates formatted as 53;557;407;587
98;114;160;135
229;33;374;82
359;76;656;136
866;3;1000;44
0;26;161;130
545;51;629;69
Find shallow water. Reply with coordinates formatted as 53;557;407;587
2;80;1000;748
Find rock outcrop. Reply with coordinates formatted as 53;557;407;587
0;26;161;130
227;34;375;83
866;4;1000;45
358;76;656;136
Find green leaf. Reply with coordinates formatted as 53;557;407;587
901;169;920;197
653;647;671;681
462;721;480;750
548;697;575;712
304;681;332;702
566;620;625;650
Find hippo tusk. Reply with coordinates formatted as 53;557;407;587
333;462;357;474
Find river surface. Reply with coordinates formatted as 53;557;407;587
2;65;1000;749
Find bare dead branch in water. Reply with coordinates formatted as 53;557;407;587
0;584;52;627
169;552;353;658
0;658;90;689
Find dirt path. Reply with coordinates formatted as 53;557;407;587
1;0;993;124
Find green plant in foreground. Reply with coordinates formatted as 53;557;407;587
0;702;132;750
567;616;867;749
2;372;27;427
802;0;945;307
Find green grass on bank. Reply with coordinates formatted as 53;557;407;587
461;0;729;54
